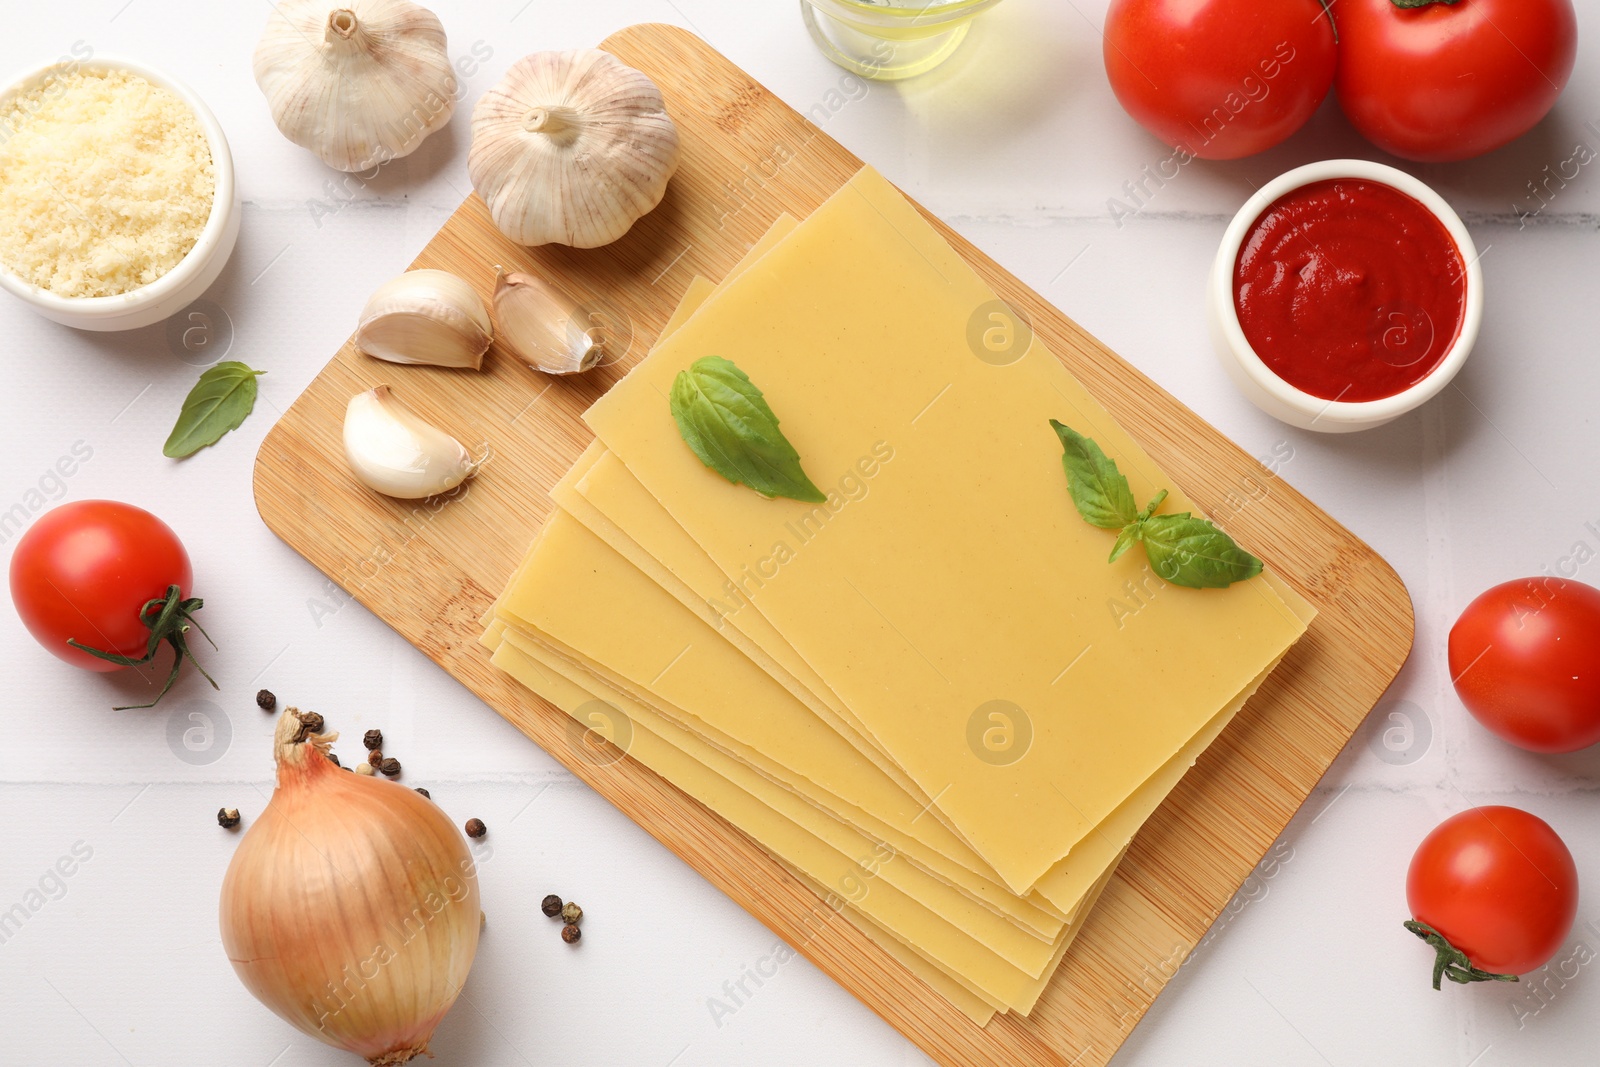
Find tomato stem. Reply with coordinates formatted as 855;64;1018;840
67;584;218;710
1404;920;1520;990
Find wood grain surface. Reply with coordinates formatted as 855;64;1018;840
253;23;1414;1067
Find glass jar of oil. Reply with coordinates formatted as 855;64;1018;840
800;0;1007;81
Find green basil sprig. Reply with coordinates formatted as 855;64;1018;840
1050;419;1262;589
164;361;266;458
670;356;825;503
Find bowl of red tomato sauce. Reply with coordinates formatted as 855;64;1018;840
1208;160;1483;432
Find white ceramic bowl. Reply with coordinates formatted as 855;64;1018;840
0;55;241;332
1207;159;1483;433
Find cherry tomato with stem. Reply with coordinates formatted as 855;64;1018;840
1405;806;1578;987
9;500;216;708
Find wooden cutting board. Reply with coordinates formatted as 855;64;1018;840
254;23;1413;1066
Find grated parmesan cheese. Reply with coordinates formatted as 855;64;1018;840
0;68;215;298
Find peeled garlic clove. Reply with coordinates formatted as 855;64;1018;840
355;269;493;370
253;0;457;172
492;266;602;375
344;386;481;499
468;50;681;248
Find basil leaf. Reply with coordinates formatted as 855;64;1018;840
1050;420;1263;589
1140;513;1264;589
163;361;265;458
670;356;826;503
1049;419;1137;529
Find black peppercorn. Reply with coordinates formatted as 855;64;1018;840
255;689;275;711
363;729;383;751
415;787;431;799
464;818;486;839
379;758;401;777
561;924;581;944
327;753;341;767
541;894;563;918
298;710;325;734
217;807;241;829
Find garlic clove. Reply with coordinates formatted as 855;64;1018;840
492;266;603;376
468;50;681;248
343;385;482;499
253;0;458;172
355;268;493;370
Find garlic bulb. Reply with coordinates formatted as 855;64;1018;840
344;386;482;499
254;0;456;172
355;269;492;370
492;266;603;375
469;50;681;248
220;711;481;1064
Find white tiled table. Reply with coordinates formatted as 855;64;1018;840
2;2;1597;1064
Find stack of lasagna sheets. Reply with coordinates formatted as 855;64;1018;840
481;166;1314;1025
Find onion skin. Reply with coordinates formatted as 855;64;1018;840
220;714;481;1064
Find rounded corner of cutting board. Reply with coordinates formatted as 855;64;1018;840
601;21;706;55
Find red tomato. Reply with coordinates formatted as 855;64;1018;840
9;500;193;671
1334;0;1577;162
1448;578;1600;753
1407;806;1577;977
1103;0;1337;160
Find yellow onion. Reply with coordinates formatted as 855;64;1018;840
220;711;481;1064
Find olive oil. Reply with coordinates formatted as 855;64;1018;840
800;0;1006;80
